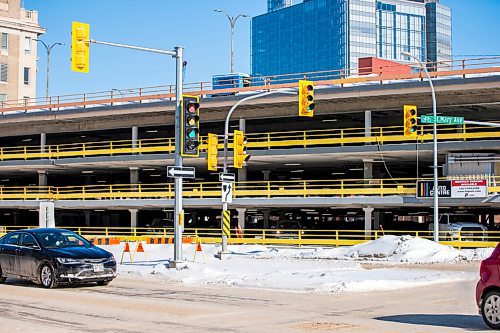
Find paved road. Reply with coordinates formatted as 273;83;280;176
0;275;494;333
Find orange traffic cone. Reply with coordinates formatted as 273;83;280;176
120;242;133;264
193;238;205;263
133;241;149;263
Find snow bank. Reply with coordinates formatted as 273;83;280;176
101;235;495;294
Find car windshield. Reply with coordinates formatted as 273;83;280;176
35;231;92;249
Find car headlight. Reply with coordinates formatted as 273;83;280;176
56;257;85;264
107;256;116;264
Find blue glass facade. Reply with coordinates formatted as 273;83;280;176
251;0;348;76
251;0;451;76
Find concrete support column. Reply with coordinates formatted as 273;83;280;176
84;211;91;227
237;208;246;230
132;126;138;152
262;170;271;181
364;110;372;144
374;211;382;231
38;170;47;187
238;167;247;183
129;167;139;192
363;207;374;236
39;201;55;228
262;209;271;229
40;132;47;154
129;209;139;229
363;159;373;180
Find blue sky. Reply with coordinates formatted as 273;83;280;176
24;0;500;97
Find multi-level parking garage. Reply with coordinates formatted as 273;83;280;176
0;58;499;235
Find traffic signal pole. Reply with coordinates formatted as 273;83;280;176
88;39;185;264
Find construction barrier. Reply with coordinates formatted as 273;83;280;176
88;237;121;246
146;236;193;245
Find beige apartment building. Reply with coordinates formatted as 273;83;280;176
0;0;44;104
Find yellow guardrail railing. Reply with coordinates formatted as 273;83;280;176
1;123;499;161
0;177;497;200
0;226;497;249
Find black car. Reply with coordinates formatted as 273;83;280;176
0;228;116;288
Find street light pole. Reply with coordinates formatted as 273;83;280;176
214;10;250;73
402;51;439;243
36;40;63;101
220;89;296;256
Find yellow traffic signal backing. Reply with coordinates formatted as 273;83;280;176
233;130;249;169
71;21;90;73
403;105;418;137
207;133;218;171
299;80;315;117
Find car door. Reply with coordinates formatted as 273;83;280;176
0;233;20;275
17;233;39;279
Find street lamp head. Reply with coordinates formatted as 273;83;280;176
242;14;251;18
214;9;223;13
401;51;412;58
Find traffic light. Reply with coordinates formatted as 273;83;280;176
207;133;218;171
299;80;315;117
233;130;250;169
403;105;418;137
181;95;200;157
71;21;90;73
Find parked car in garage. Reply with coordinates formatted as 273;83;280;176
0;228;116;288
476;242;500;329
270;220;304;239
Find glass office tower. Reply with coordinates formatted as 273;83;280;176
251;0;451;76
426;1;452;69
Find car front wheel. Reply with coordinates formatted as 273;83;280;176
482;290;500;329
39;264;58;289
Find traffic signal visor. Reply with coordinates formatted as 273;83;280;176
299;80;315;117
71;21;90;73
403;105;418;137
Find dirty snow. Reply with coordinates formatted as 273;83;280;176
101;235;495;294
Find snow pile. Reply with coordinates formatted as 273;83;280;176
235;235;494;263
102;235;495;294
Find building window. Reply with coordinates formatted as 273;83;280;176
23;67;29;85
0;63;7;82
24;36;31;53
0;93;6;102
1;33;7;51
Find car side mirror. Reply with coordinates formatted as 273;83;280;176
25;243;39;249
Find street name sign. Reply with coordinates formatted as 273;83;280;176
167;166;195;179
219;173;236;182
420;115;464;125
